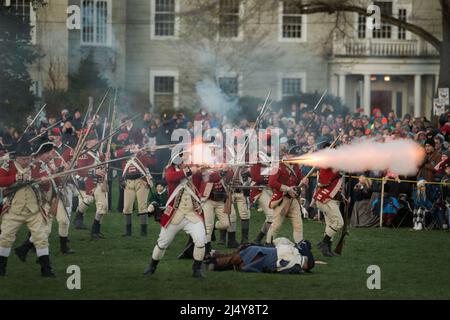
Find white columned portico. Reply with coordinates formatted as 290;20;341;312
363;74;371;116
338;74;346;103
414;74;422;117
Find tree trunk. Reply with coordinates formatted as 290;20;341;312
438;0;450;90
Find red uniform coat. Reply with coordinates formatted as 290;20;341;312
199;169;233;201
115;148;155;178
160;165;202;227
249;163;272;204
268;163;303;209
313;168;342;203
76;151;104;194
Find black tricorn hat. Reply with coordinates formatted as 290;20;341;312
32;141;54;157
14;140;34;157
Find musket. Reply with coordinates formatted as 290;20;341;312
102;89;118;196
223;90;272;216
78;114;140;157
28;120;63;144
1;155;133;198
18;104;47;142
81;97;94;129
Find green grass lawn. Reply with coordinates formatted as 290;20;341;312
1;205;450;300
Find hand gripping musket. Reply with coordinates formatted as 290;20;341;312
223;90;272;216
1;156;133;198
18;104;47;143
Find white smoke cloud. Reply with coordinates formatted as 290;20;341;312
196;79;241;117
295;139;425;176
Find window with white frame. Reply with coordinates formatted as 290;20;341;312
81;0;111;46
219;77;239;98
9;0;30;21
282;78;303;98
373;1;392;39
357;14;366;39
279;1;305;41
150;71;178;110
398;8;407;40
152;0;177;38
219;0;241;39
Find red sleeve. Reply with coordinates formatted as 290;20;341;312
251;165;264;184
165;166;186;183
0;168;16;187
62;148;72;163
268;167;283;191
115;148;128;158
207;171;222;183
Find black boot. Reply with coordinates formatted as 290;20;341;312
192;260;205;278
140;224;148;237
122;224;132;237
0;256;7;276
14;238;34;262
318;235;334;257
59;237;75;255
38;255;55;277
91;220;105;239
253;231;266;245
241;220;250;244
205;242;212;258
218;230;227;245
227;232;239;248
211;228;216;242
328;242;341;257
74;211;87;230
143;259;159;276
177;237;194;259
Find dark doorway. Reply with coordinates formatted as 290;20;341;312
371;90;392;115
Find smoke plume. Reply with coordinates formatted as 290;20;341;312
292;139;425;176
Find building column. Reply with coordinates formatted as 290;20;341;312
363;74;371;116
414;74;422;117
338;74;346;103
330;74;339;97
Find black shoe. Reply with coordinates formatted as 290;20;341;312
0;256;7;276
177;237;194;260
140;224;148;237
59;237;75;255
14;239;34;262
217;230;226;245
122;224;132;237
38;255;55;277
227;232;239;249
91;220;105;239
192;260;205;278
319;242;334;257
143;259;159;276
74;211;87;230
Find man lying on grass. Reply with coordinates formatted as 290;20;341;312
205;238;315;274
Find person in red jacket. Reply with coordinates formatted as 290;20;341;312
250;151;275;244
73;130;107;238
313;165;344;257
144;152;206;278
266;142;307;245
0;140;55;277
115;144;155;237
